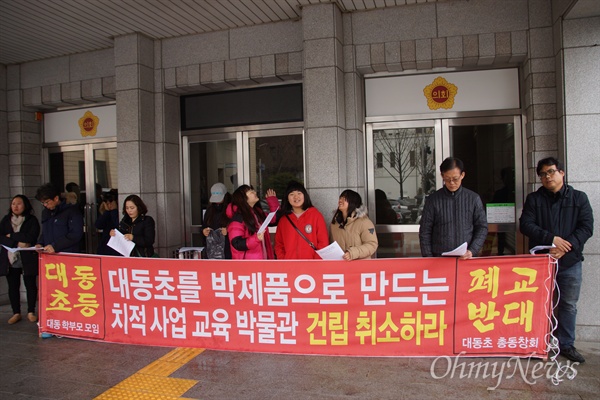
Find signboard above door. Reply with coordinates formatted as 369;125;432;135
365;69;520;117
44;105;116;143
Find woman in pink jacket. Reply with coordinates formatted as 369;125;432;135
226;185;279;259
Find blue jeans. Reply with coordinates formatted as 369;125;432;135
554;261;582;349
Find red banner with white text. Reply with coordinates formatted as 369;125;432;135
39;254;554;357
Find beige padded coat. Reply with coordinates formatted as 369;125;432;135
330;205;378;260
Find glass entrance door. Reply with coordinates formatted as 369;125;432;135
46;143;118;254
183;125;304;247
446;116;523;256
368;115;523;258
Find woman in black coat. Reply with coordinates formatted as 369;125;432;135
0;195;41;324
110;194;155;257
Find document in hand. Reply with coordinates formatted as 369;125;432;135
107;230;135;257
442;242;468;256
258;209;278;234
529;243;556;255
315;241;345;260
2;245;38;253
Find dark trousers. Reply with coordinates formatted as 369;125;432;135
6;268;38;315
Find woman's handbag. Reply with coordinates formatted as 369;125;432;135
284;214;316;250
206;229;226;259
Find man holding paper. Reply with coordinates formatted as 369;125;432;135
419;157;487;259
519;157;593;363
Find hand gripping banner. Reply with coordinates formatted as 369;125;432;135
39;254;554;358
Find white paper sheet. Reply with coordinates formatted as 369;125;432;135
107;230;135;257
316;241;345;260
2;245;39;253
258;210;278;234
529;244;556;255
442;242;468;256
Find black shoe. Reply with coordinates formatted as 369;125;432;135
560;347;585;363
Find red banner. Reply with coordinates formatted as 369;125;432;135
39;254;554;357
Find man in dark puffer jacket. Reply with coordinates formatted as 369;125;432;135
35;183;84;254
419;157;488;259
520;157;593;363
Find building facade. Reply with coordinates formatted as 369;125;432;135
1;0;598;340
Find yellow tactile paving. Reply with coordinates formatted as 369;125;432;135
93;348;203;400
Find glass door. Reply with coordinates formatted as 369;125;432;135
367;120;442;257
183;124;304;247
46;143;118;254
368;115;523;258
445;116;523;256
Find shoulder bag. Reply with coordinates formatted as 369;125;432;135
284;214;316;250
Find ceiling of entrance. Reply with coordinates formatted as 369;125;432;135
1;0;599;66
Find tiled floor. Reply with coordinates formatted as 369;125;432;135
1;302;598;399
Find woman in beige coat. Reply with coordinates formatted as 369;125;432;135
330;190;378;260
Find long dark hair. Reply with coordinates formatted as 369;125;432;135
204;192;232;227
122;194;148;216
280;180;313;215
231;185;265;235
332;189;362;226
8;194;34;217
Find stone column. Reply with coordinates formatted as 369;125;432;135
114;33;162;253
302;3;360;217
5;65;42;202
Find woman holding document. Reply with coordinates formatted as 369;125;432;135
226;185;278;260
330;190;378;261
110;195;155;257
0;195;40;324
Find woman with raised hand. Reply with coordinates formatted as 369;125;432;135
0;195;41;324
226;185;278;260
275;181;328;259
331;189;378;261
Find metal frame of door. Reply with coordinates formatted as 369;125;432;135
181;122;304;247
366;113;524;254
43;139;117;254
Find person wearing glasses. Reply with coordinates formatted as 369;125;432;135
418;157;487;259
35;182;84;254
519;157;593;363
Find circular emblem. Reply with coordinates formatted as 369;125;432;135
423;76;458;110
78;110;100;137
304;224;313;234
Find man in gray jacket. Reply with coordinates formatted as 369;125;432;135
419;157;488;259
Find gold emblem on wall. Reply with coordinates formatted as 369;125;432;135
423;77;458;110
78;110;100;137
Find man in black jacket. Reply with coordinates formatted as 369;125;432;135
419;157;488;259
35;183;84;254
520;157;594;363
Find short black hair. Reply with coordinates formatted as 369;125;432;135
281;180;313;214
35;183;60;201
440;157;464;174
122;194;148;216
536;157;563;176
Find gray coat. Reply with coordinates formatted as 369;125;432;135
419;186;488;257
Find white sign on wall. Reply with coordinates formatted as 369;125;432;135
365;69;520;117
44;105;116;143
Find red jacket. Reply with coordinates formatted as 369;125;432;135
275;207;329;259
226;196;279;260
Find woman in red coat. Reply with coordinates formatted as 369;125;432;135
275;181;329;259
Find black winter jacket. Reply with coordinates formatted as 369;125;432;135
520;184;593;268
419;186;488;257
118;214;155;257
0;214;40;276
38;201;83;253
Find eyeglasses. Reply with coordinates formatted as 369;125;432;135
442;177;462;184
40;199;53;207
538;169;558;179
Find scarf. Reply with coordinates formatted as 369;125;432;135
8;214;24;265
